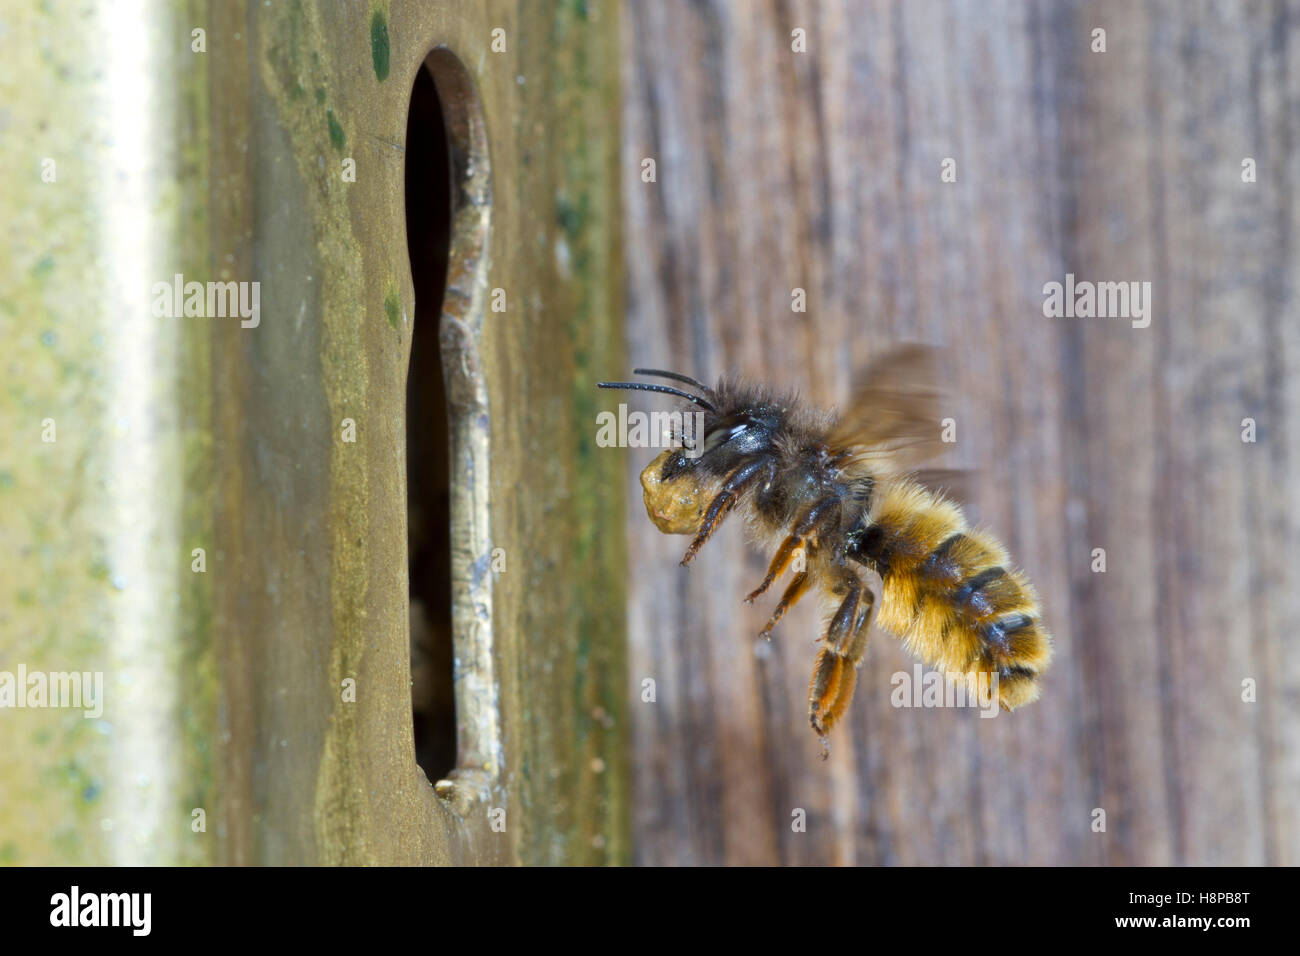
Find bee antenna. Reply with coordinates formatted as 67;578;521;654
632;368;715;396
597;381;717;413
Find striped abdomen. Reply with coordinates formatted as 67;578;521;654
848;478;1052;709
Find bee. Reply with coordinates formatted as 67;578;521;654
599;345;1052;756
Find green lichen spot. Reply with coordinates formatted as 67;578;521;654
370;11;390;82
88;556;110;582
384;288;400;330
327;110;346;151
556;198;582;237
315;86;326;106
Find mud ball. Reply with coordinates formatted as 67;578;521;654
640;449;705;536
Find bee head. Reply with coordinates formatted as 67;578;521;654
636;402;784;536
597;369;722;535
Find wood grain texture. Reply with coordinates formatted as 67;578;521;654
619;0;1299;865
208;0;626;865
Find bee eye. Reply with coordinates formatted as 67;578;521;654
705;421;748;452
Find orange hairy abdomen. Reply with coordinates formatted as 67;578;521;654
864;479;1052;710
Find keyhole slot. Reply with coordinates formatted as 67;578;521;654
404;47;495;792
406;62;455;782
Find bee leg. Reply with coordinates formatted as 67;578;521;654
745;534;801;603
757;571;809;639
808;578;876;757
680;459;771;567
744;499;838;602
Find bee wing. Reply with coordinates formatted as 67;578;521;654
827;344;950;474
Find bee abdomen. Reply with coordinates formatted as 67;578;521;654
849;479;1052;709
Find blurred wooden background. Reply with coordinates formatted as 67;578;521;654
618;0;1299;865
